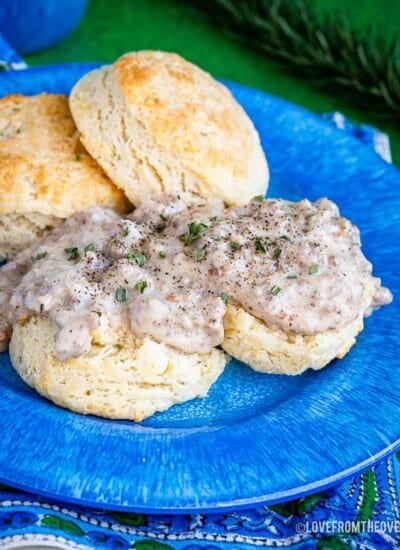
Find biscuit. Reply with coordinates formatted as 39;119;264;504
0;212;59;259
10;315;228;421
222;278;378;375
69;50;269;207
0;93;131;258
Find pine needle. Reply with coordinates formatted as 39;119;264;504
190;0;400;118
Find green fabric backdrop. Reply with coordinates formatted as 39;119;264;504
25;0;400;165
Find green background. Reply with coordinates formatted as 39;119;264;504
26;0;400;165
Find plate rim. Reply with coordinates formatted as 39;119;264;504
0;436;398;514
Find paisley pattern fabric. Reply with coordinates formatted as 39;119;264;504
0;454;399;549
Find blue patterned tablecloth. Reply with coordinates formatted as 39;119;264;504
0;454;399;549
0;36;399;550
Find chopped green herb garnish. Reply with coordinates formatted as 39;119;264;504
122;227;129;237
211;235;221;241
253;195;264;202
210;215;218;221
179;222;208;245
286;275;297;280
231;242;241;251
84;243;96;254
64;247;79;261
255;238;266;253
221;292;229;304
160;213;168;222
92;310;102;317
159;251;167;258
270;285;281;296
115;287;127;302
274;248;282;259
195;247;207;261
75;154;81;161
126;252;146;267
281;235;294;243
190;222;208;236
309;264;319;275
135;280;148;294
35;251;47;261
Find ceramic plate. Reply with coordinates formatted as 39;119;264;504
0;64;398;513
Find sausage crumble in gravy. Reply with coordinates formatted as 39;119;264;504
0;195;392;360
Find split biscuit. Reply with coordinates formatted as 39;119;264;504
222;280;378;375
0;93;131;258
69;50;269;207
10;315;228;421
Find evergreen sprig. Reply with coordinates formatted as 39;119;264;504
190;0;400;119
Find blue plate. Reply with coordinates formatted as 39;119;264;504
0;64;398;513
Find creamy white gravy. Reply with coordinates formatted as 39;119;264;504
0;195;392;360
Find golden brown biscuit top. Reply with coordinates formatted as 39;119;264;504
0;93;130;217
114;51;265;189
0;93;78;157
